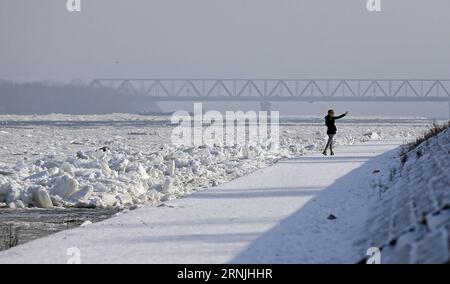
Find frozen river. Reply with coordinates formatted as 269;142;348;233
0;114;433;169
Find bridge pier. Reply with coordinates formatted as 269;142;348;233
260;101;272;112
448;101;450;120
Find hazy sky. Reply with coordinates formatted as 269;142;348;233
1;0;449;117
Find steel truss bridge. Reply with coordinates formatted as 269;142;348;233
91;79;450;115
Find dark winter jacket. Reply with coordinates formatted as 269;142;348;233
325;113;346;135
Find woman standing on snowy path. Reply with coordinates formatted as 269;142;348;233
322;109;348;156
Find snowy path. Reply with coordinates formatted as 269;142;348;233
0;139;403;264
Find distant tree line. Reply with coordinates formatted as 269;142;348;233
0;81;161;115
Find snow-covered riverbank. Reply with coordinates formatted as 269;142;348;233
0;138;405;263
0;114;432;209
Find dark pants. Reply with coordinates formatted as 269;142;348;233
324;134;334;152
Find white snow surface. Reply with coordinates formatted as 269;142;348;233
0;139;403;263
0;114;427;209
363;128;450;263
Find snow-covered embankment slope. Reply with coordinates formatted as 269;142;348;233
364;127;450;263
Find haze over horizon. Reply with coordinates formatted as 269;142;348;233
1;0;449;117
